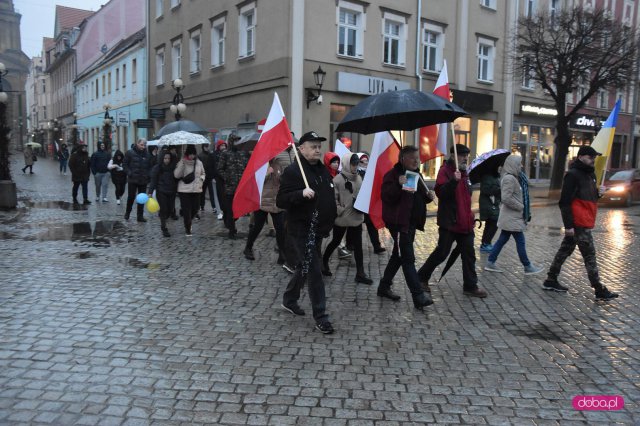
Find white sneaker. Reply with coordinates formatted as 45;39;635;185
102;198;108;202
116;199;121;205
95;197;100;201
217;213;223;220
484;261;504;273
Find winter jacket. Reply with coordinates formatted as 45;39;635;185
108;150;127;185
59;147;70;161
276;154;338;238
149;161;178;194
260;148;294;214
198;149;212;179
24;147;35;166
434;158;475;234
497;155;527;232
123;147;152;185
90;148;111;174
323;152;340;177
69;150;90;182
381;162;433;232
479;173;501;221
217;149;249;195
559;159;600;229
174;158;205;193
333;154;364;227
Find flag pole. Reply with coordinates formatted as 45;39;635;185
290;142;310;189
450;123;459;170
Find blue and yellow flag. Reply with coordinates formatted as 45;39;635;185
591;99;621;186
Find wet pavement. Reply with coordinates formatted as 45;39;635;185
1;155;639;425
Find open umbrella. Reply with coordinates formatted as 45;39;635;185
25;142;42;148
468;149;510;184
155;120;208;138
235;132;260;152
335;89;467;135
157;130;210;146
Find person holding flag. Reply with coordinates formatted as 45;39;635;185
276;131;337;334
541;145;619;300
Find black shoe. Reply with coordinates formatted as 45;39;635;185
137;217;147;223
315;321;335;334
228;230;237;240
276;255;285;265
419;276;431;293
124;212;130;220
463;287;488;298
73;198;79;205
22;168;26;173
83;199;91;205
282;263;295;274
281;303;305;316
413;292;434;310
595;286;619;300
186;227;193;236
337;247;351;259
321;263;332;276
162;228;171;237
542;279;568;292
171;214;179;220
377;287;400;301
29;171;34;174
194;213;200;220
355;273;373;285
244;247;255;260
373;247;386;254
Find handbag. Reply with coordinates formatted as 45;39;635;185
181;162;196;184
32;155;38;162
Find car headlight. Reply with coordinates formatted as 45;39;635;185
610;185;627;193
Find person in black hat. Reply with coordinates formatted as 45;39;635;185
542;145;618;300
276;131;337;334
417;143;488;298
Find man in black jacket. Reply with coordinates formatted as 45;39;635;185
123;138;152;222
276;131;337;334
542;146;618;300
90;142;112;202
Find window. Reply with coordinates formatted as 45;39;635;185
155;0;163;18
132;59;137;84
597;89;608;109
239;4;256;58
522;56;535;89
123;64;127;87
211;18;225;67
337;1;364;58
550;0;559;21
189;30;201;73
116;68;120;90
43;106;47;120
477;37;495;82
108;72;112;94
172;39;182;80
382;13;406;66
41;79;46;93
480;0;497;9
155;47;165;85
170;0;180;8
423;23;444;72
623;0;634;25
616;89;626;112
525;0;536;17
102;75;106;96
577;71;589;101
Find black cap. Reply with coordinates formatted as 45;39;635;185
298;131;327;145
577;145;602;157
450;143;471;155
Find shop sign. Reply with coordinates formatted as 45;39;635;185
116;111;130;127
149;108;165;119
337;72;410;96
571;114;599;129
136;119;154;129
520;102;558;117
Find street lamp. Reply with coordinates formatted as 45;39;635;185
71;112;79;147
103;103;113;150
306;65;327;108
169;78;187;120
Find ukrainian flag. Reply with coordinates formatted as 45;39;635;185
591;99;621;186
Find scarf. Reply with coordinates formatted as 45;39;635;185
519;171;531;222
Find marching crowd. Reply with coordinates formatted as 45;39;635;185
44;131;619;335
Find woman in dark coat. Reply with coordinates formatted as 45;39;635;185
479;171;501;252
108;150;127;205
149;151;178;237
68;143;91;205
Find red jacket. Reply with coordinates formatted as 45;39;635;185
434;159;475;233
559;159;599;229
323;152;339;178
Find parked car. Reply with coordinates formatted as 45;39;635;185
600;168;640;206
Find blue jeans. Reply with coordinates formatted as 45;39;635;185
488;230;531;266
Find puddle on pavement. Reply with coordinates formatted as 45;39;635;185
23;200;88;211
502;322;566;343
23;220;131;246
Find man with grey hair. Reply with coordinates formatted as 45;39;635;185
123;138;152;222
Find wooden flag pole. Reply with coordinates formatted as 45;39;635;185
450;123;459;170
291;142;310;189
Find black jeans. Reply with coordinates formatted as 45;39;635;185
156;191;174;230
199;178;214;209
246;210;286;261
178;192;200;232
222;192;237;232
283;235;328;323
72;181;88;201
547;227;602;289
418;227;478;291
324;225;364;273
113;181;126;200
481;218;498;245
126;182;148;219
364;214;382;250
379;225;423;295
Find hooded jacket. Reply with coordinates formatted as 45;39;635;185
559;159;599;229
174;157;205;193
479;172;501;221
333;153;364;227
434;158;474;233
323;152;340;178
149;157;178;194
217;147;249;195
497;155;527;232
69;148;90;182
108;150;127;185
382;162;432;232
276;154;337;238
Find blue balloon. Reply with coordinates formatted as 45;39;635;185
136;193;149;205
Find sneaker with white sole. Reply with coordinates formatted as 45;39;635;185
524;263;543;275
217;213;224;220
282;263;295;274
116;199;121;205
315;321;335;334
542;279;568;292
484;261;503;273
281;303;305;316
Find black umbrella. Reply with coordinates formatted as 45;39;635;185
335;89;468;134
155;120;208;138
235;132;260;152
467;149;510;184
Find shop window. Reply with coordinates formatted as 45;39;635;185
476;120;494;154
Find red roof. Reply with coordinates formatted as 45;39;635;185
55;5;94;36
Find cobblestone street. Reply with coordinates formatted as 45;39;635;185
1;156;639;425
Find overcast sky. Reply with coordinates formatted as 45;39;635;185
15;0;107;58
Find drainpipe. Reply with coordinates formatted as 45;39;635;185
503;0;519;149
627;52;640;168
290;0;304;137
414;0;423;147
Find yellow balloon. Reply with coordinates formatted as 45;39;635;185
146;197;160;213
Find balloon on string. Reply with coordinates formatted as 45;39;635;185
136;193;149;205
146;197;160;213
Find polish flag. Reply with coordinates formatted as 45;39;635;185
233;93;293;218
354;132;400;229
334;138;352;171
419;60;450;163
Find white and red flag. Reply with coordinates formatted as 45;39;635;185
353;132;400;229
334;138;352;171
232;93;293;218
419;60;450;163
